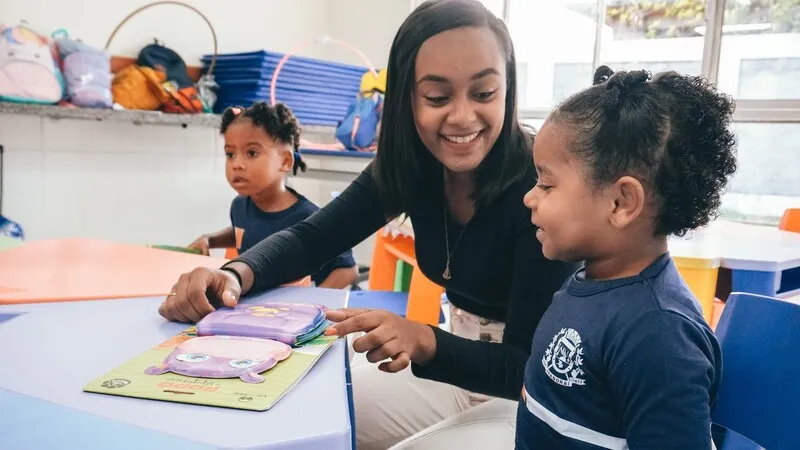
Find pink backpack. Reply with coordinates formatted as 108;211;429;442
0;23;64;104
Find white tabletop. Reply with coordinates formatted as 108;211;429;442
386;216;800;273
0;287;352;450
668;221;800;272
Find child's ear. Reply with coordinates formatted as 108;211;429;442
608;176;645;229
279;147;294;173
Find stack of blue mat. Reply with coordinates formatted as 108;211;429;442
201;50;367;127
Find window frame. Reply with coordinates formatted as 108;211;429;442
407;0;800;223
499;0;800;124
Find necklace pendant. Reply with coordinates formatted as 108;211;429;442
442;265;451;280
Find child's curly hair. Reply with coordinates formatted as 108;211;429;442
550;66;738;237
219;102;306;175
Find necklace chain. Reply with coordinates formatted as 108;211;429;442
443;171;468;281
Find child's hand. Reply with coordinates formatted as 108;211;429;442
324;308;437;373
159;268;241;323
187;235;210;256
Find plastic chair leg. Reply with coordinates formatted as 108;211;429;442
368;232;396;291
394;260;413;292
406;266;444;325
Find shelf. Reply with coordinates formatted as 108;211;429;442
0;102;337;134
298;148;374;159
0;102;220;127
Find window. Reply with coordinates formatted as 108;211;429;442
737;58;800;99
717;0;800;100
517;61;529;107
506;0;711;110
552;60;701;104
523;118;546;133
496;0;800;225
507;0;598;110
552;63;593;105
413;0;505;18
722;123;800;223
478;0;506;19
600;0;705;79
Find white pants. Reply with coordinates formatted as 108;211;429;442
351;306;518;450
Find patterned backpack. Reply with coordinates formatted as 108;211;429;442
53;30;112;108
0;23;64;104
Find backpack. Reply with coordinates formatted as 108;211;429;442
0;23;64;104
53;30;112;108
359;68;387;94
0;215;24;239
111;64;169;111
0;144;24;240
335;91;383;151
137;41;203;114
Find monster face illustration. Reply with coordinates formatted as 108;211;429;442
196;302;328;346
145;336;292;383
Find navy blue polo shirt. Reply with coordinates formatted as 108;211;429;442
516;253;722;449
230;189;356;286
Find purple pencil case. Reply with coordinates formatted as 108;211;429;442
196;301;328;347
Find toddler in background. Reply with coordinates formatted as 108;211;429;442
189;102;358;289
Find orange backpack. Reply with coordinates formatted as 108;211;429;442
137;41;203;114
111;64;169;111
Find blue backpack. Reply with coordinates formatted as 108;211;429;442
0;215;23;239
335;91;383;152
0;144;24;240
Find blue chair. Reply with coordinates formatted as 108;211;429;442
712;423;766;450
712;292;800;450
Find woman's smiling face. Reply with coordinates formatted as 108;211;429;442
412;26;507;174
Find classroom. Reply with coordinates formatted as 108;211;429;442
0;0;798;449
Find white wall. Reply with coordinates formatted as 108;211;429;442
0;0;411;265
0;114;230;245
1;0;332;64
1;0;410;67
0;114;376;263
325;0;411;69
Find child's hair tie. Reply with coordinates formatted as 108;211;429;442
292;151;307;176
231;107;242;116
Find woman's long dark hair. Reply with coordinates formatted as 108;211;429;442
374;0;534;216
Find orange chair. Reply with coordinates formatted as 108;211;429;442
710;298;726;331
152;245;311;287
779;208;800;233
367;230;444;325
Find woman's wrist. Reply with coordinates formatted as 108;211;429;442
412;323;438;365
220;261;255;295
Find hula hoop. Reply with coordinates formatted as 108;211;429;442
270;36;378;151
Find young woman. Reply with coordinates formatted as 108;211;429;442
159;1;577;447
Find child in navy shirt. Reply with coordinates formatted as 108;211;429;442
517;66;737;449
189;102;358;289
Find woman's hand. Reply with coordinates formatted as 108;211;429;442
159;267;241;323
325;308;437;373
187;235;211;256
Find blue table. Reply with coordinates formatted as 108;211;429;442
669;223;800;298
0;287;353;450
